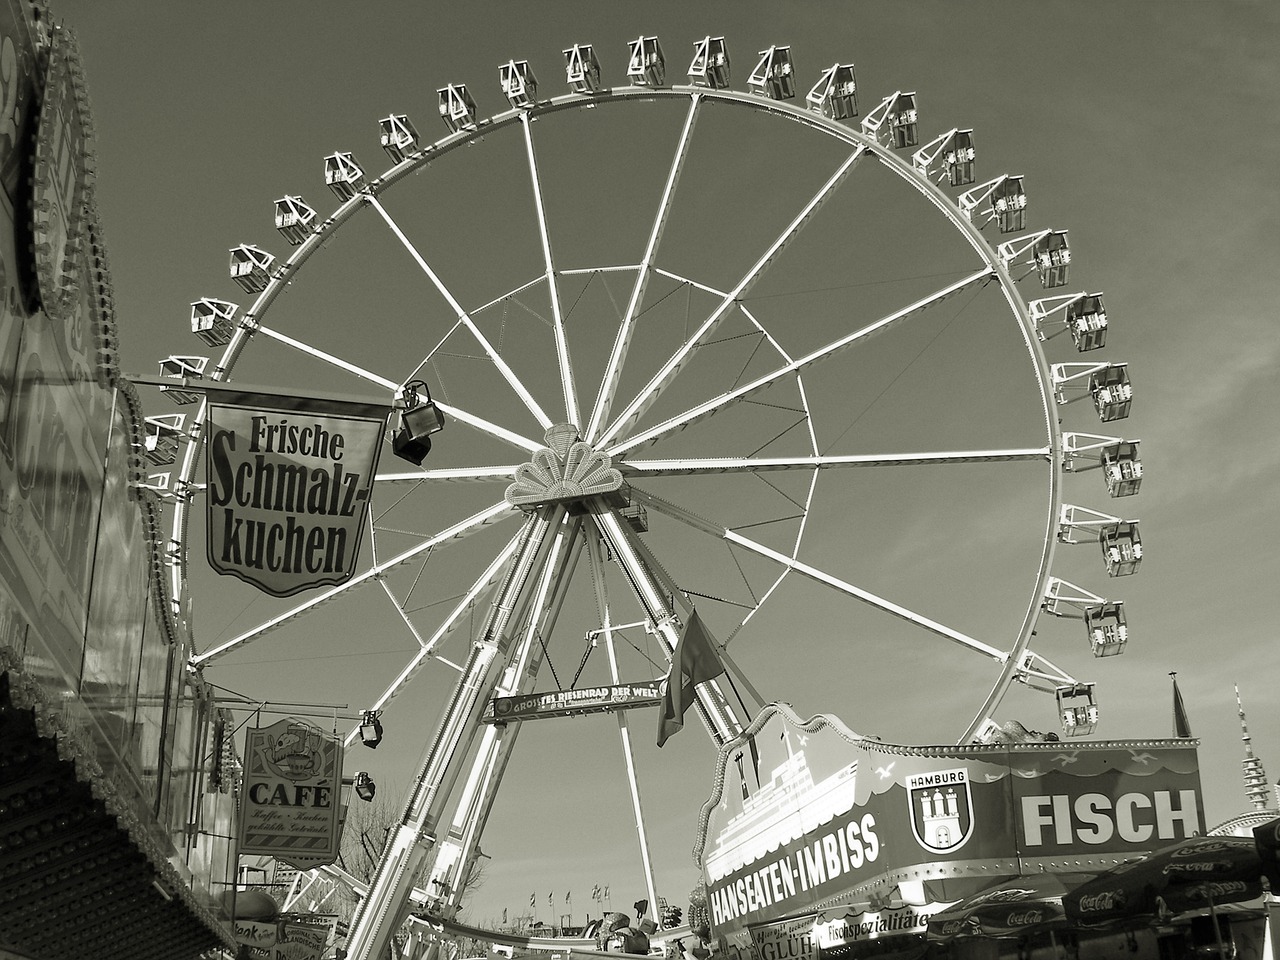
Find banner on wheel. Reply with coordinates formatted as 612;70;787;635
485;681;665;723
205;389;388;597
238;719;344;869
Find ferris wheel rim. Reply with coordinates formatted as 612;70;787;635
165;80;1066;745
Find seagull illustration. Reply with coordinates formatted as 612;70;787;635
874;762;896;780
1129;751;1158;764
1052;752;1080;765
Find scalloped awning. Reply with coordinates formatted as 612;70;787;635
0;669;233;960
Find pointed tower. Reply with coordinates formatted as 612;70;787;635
1171;672;1193;738
1237;685;1273;811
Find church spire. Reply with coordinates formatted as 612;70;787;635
1237;685;1272;811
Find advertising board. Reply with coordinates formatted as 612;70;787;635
205;390;388;597
239;719;344;869
487;681;665;723
696;704;1202;942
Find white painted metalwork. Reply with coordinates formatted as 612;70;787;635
143;51;1140;959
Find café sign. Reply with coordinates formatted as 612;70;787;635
205;390;387;596
238;719;343;869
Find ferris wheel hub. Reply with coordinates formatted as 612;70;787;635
504;423;624;510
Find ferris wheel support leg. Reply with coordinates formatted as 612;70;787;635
345;505;569;960
589;500;742;744
585;532;662;926
432;522;588;916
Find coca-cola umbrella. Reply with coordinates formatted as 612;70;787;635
927;873;1093;942
1062;834;1265;929
1251;816;1280;886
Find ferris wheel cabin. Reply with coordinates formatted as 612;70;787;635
379;115;420;163
861;91;919;148
143;414;186;467
438;84;478;132
228;244;274;294
959;175;1027;234
1056;684;1099;737
499;60;539;109
1099;520;1142;577
324;151;366;200
157;355;208;405
274;196;318;247
912;128;976;187
189;298;237;347
563;44;602;94
1065;293;1108;351
1083;601;1127;657
748;46;796;101
1101;441;1142;497
627;36;666;87
688;37;731;90
1089;362;1132;421
806;64;858;120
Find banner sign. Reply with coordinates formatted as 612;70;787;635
749;914;819;960
234;917;336;960
239;719;343;869
486;681;665;723
815;903;952;949
695;704;1202;941
206;390;388;597
273;918;335;960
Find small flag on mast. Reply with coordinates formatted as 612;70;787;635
657;609;726;747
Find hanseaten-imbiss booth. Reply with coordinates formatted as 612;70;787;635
696;705;1220;960
0;3;235;958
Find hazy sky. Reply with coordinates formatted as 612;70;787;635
54;0;1280;927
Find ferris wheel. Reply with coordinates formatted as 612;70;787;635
138;34;1142;959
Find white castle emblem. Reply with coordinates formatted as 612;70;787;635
907;768;974;854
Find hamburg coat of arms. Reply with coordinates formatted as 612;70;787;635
907;768;975;854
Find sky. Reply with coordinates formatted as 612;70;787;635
52;0;1280;929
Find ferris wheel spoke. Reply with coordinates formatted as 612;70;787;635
597;144;868;449
252;325;399;391
607;267;994;457
190;500;517;665
618;446;1049;477
376;464;521;484
586;94;703;443
340;533;524;746
365;195;553;430
431;400;543;455
633;488;1007;661
520;114;579;427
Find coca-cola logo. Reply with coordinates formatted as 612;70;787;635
1188;881;1249;899
1077;890;1125;913
1005;910;1044;927
974;888;1034;905
1173;842;1232;858
1163;860;1229;874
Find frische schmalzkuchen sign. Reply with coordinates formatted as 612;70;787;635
205;389;388;597
695;704;1202;945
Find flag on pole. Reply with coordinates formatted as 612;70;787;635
566;891;572;904
592;885;601;902
657;609;725;747
1171;672;1193;738
530;892;535;908
548;892;553;908
503;909;508;925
